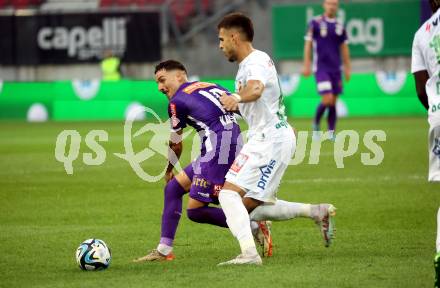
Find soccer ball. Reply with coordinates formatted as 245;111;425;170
76;239;111;271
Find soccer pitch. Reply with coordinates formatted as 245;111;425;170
0;117;438;287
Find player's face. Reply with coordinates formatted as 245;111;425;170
218;28;237;62
323;0;338;18
155;69;181;99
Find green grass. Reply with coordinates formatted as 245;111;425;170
0;117;438;287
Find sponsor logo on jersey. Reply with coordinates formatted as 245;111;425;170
275;120;288;129
213;184;222;197
230;153;249;173
257;160;276;190
37;17;126;60
433;138;440;159
192;176;209;188
197;192;210;198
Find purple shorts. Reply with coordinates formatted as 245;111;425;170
315;71;343;96
184;144;240;204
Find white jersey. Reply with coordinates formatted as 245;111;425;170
411;9;440;127
235;50;288;139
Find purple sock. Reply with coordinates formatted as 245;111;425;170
314;103;327;127
187;206;228;228
160;178;187;247
328;105;336;131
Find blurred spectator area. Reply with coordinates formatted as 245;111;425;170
0;0;212;32
0;0;44;9
100;0;212;31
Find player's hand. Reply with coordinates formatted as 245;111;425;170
344;67;351;82
302;65;312;77
220;92;239;111
165;171;174;183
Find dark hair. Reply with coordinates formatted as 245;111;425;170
154;60;187;74
430;0;440;11
217;12;254;42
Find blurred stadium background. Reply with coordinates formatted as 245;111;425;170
0;0;431;121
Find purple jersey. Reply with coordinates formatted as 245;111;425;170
305;15;348;72
168;81;241;156
168;81;242;204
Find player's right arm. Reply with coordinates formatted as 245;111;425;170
302;23;313;77
166;129;183;183
411;32;429;110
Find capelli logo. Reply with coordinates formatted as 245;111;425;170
37;18;127;60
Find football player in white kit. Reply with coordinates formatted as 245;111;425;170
411;0;440;285
216;12;336;265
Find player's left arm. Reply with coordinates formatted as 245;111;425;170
413;70;430;110
341;43;351;82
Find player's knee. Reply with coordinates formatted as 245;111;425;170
164;177;186;197
323;94;334;105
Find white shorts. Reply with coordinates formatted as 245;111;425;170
225;126;296;203
429;125;440;182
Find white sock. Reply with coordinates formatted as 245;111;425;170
250;220;259;238
437;207;440;253
157;243;172;256
219;189;258;256
250;200;311;221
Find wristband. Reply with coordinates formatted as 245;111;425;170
231;93;242;103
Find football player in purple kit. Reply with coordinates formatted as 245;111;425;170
133;60;272;262
302;0;351;140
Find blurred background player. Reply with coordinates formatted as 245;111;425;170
133;60;271;262
411;0;440;285
302;0;351;141
217;13;336;266
101;49;122;81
